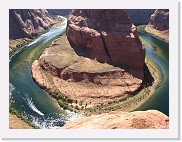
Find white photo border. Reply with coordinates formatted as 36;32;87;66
0;0;179;139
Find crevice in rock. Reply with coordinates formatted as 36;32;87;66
100;33;113;63
84;10;113;63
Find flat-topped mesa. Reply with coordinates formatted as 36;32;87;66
66;9;145;79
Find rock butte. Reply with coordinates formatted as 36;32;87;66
32;9;146;109
67;10;145;80
145;9;169;42
62;110;169;129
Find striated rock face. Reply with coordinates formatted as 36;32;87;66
125;9;155;25
148;9;169;31
62;110;169;129
9;9;57;39
66;10;145;79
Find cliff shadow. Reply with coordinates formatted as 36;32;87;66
67;38;91;58
142;63;154;87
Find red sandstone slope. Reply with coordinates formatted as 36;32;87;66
62;110;169;129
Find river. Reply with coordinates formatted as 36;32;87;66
9;16;82;129
136;32;169;116
9;17;169;128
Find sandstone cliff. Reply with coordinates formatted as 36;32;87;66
62;110;169;129
145;9;169;42
9;9;57;53
9;9;57;39
66;10;145;79
148;9;169;31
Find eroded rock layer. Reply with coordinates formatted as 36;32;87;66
62;110;169;129
66;10;145;79
32;35;142;105
9;9;57;39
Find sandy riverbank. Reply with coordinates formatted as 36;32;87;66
145;26;169;43
9;114;33;129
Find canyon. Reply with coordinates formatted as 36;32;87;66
9;9;169;129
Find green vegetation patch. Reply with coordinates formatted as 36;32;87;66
28;34;64;63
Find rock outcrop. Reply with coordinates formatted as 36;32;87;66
145;9;169;42
9;9;57;39
32;35;142;106
148;9;169;31
32;10;146;114
66;10;145;79
125;9;155;25
62;110;169;129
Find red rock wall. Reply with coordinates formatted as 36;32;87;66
148;9;169;31
66;9;145;79
9;9;56;39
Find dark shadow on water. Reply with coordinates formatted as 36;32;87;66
143;63;154;86
129;63;154;97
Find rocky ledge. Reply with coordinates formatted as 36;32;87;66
62;110;169;129
145;9;169;43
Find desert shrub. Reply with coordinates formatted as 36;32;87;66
58;99;68;110
75;105;79;110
